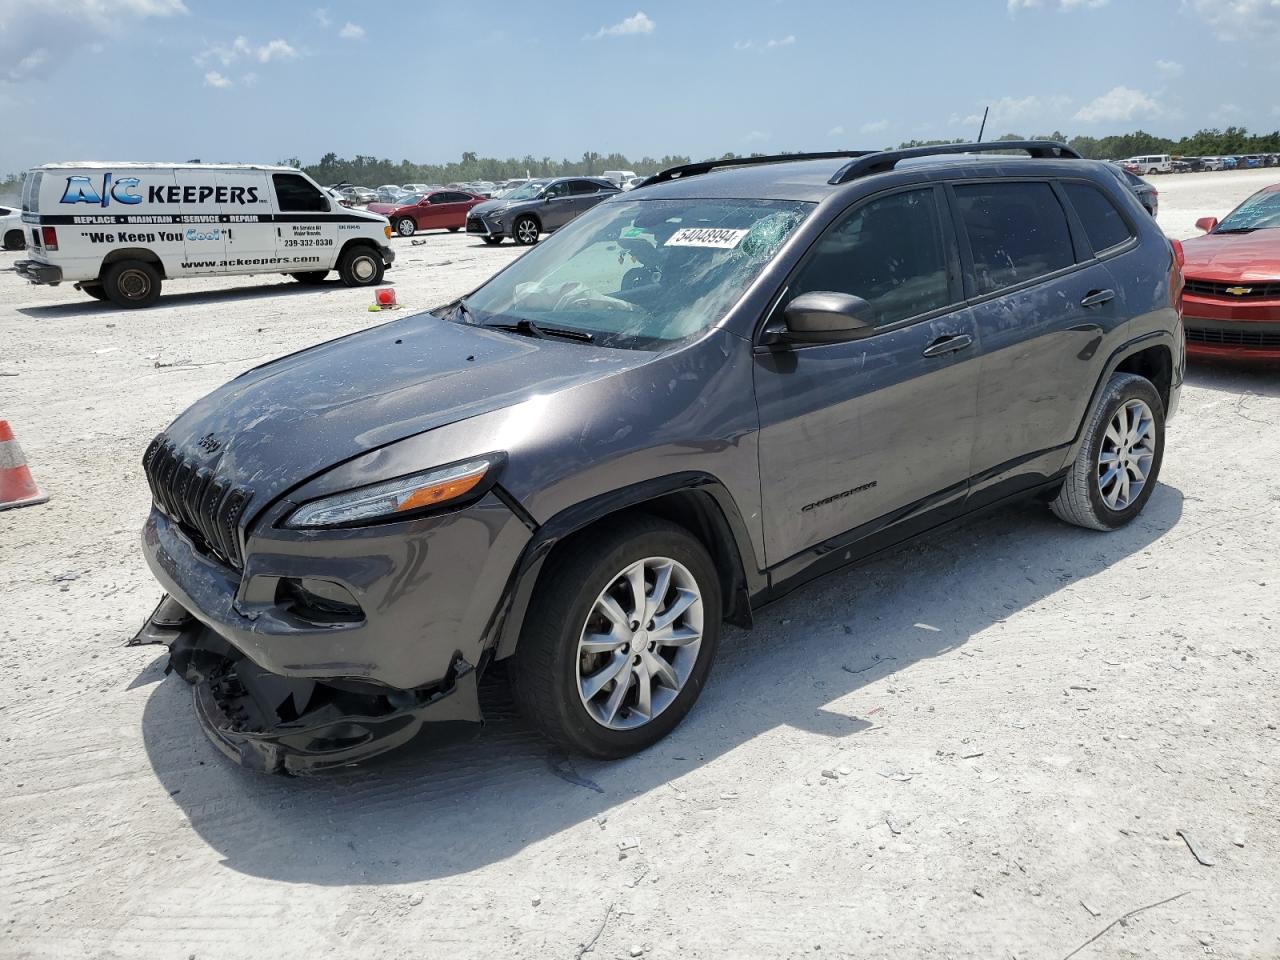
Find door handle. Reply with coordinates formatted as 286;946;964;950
1080;289;1116;308
922;333;974;358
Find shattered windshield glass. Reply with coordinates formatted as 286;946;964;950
1216;189;1280;232
460;198;813;348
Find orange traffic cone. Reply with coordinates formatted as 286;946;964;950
0;420;48;510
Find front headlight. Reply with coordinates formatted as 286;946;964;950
285;457;498;529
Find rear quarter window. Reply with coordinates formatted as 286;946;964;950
954;181;1075;296
1063;181;1134;254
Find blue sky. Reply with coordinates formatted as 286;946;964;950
2;0;1279;173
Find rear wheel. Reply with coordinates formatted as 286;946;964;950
337;245;385;287
394;217;416;238
513;216;540;246
291;270;329;284
1051;373;1165;531
511;516;721;758
102;259;162;308
2;229;24;251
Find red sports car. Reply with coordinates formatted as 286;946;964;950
367;190;487;238
1181;183;1280;360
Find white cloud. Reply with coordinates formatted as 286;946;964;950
766;35;796;47
198;35;297;66
1009;0;1108;11
1185;0;1280;40
1073;85;1160;123
241;71;258;87
1155;58;1184;77
744;130;770;143
313;7;331;28
860;119;889;133
735;35;796;51
1216;102;1243;116
734;40;754;50
338;22;364;40
590;11;654;39
828;125;846;137
952;94;1072;128
0;0;186;84
203;70;231;88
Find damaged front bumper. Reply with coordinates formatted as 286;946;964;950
132;595;480;775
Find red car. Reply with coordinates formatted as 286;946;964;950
1181;183;1280;361
367;190;487;238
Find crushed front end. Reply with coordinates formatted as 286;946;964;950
132;595;481;775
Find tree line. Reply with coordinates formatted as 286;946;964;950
4;127;1278;200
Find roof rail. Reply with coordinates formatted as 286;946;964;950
641;151;877;187
828;140;1081;185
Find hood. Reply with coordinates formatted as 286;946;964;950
470;197;521;217
159;312;650;510
1181;230;1280;282
366;201;407;216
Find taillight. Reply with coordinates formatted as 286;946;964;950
1170;239;1185;268
41;226;58;251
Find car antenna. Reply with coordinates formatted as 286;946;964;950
976;106;989;144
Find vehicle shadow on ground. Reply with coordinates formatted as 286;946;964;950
13;280;349;320
1184;359;1280;396
140;485;1183;884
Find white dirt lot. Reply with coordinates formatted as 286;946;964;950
2;170;1278;960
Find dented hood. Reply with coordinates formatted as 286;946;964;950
158;311;648;506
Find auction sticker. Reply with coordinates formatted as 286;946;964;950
665;227;749;248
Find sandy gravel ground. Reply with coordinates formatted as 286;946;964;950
1;170;1278;960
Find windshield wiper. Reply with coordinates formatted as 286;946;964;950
484;318;595;343
1214;227;1259;234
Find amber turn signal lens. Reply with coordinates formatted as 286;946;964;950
395;467;488;512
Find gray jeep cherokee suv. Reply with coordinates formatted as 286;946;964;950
136;142;1184;773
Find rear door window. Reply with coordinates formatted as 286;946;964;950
570;180;600;195
954;181;1075;295
1063;181;1134;254
22;172;42;213
272;173;329;213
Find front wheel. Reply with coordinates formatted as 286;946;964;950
482;236;503;246
336;245;385;287
394;217;416;238
102;259;162;308
1051;372;1165;531
511;516;721;759
512;216;540;246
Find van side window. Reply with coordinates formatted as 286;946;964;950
272;174;329;213
954;182;1074;295
1063;181;1133;254
788;188;952;328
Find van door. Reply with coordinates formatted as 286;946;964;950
173;168;226;275
270;172;338;273
216;169;276;270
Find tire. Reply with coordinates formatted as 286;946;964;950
394;217;415;238
79;283;108;301
448;226;460;232
512;216;540;246
1051;372;1165;531
482;236;503;246
3;229;24;251
102;259;162;308
290;270;329;284
511;515;722;759
336;245;385;287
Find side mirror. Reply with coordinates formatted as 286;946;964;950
768;291;875;345
1194;216;1218;233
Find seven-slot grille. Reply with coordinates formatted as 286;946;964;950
1183;278;1280;299
143;435;252;569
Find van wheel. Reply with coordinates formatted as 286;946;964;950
80;283;108;301
1051;373;1165;531
3;229;24;251
291;270;329;284
513;216;540;245
337;245;385;287
102;259;162;308
394;217;416;238
511;516;721;759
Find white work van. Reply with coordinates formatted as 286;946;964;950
1123;154;1172;175
14;162;395;307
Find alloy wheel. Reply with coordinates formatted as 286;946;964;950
516;219;538;244
575;556;703;730
1098;398;1156;510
